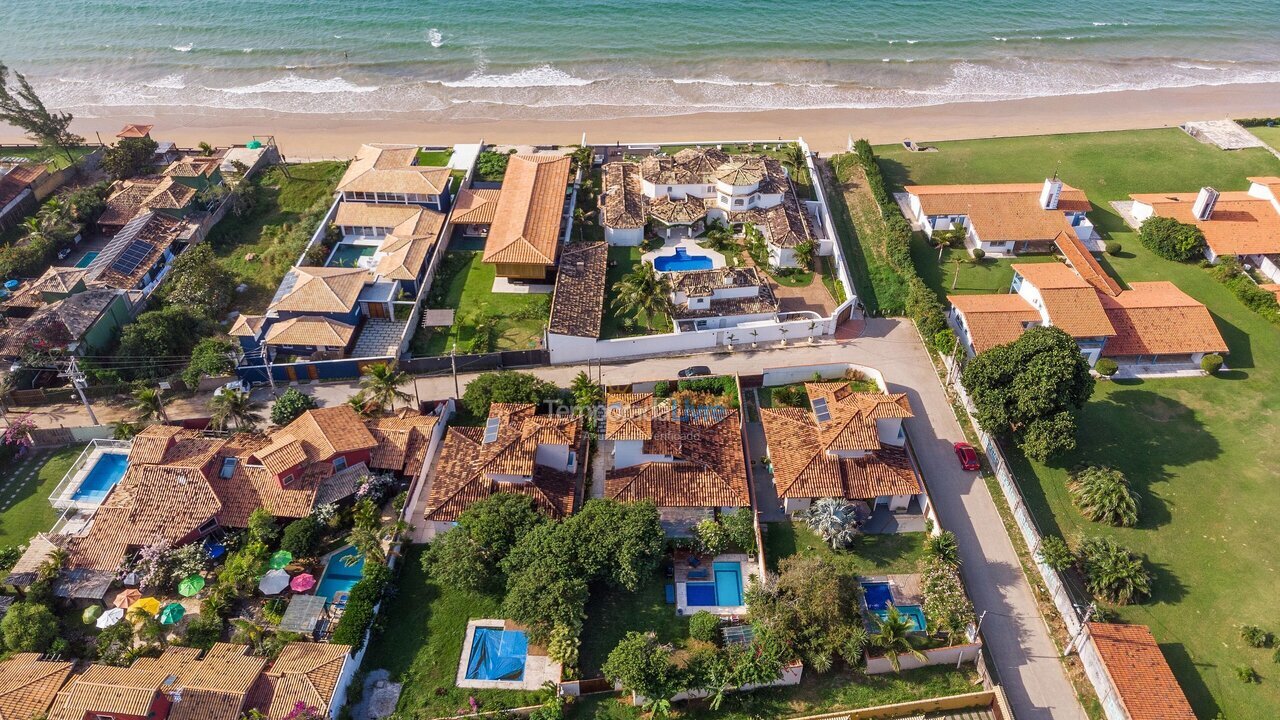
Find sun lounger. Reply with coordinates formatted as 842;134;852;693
688;569;709;580
665;584;675;604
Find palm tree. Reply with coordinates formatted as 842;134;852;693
231;618;266;654
37;197;67;230
569;370;602;429
1069;466;1139;527
346;390;378;418
131;387;168;423
208;389;262;432
803;498;865;549
344;522;389;567
870;605;928;672
20;216;48;245
611;263;672;331
793;239;815;268
360;362;411;415
1079;537;1151;605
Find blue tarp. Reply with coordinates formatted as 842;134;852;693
465;627;527;681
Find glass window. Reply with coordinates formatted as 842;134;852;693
219;457;237;479
333;456;348;472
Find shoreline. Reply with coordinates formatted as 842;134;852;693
3;82;1278;158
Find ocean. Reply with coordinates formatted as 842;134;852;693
2;0;1278;120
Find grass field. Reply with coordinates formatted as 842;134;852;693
1244;124;1280;150
875;128;1280;719
601;246;673;339
415;149;454;167
207;161;347;313
417;251;549;355
763;522;926;577
361;546;549;717
0;446;83;550
820;157;909;315
0;145;95;170
579;568;689;678
911;242;1058;298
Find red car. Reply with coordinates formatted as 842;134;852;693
953;442;981;471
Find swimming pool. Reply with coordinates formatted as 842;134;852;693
74;251;99;268
327;244;375;268
70;452;128;502
465;626;528;681
862;581;926;631
315;546;364;602
653;247;712;272
687;561;744;607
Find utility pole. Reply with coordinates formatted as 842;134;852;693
63;357;99;426
450;342;460;399
1064;602;1096;656
156;381;171;423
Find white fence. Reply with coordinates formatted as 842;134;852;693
550;315;835;364
865;642;982;675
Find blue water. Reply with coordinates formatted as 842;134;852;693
687;583;717;606
315;546;364;602
74;251;99;269
713;562;743;606
653;247;712;272
2;1;1276;120
863;582;926;631
71;452;128;502
466;626;528;681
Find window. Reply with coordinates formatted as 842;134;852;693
811;397;831;422
733;199;744;207
482;417;501;444
219;457;238;479
333;456;348;472
197;517;218;535
281;473;295;486
568;451;577;469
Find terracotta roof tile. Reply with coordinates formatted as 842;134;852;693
117;123;153;138
482;155;571;266
639;147;731;185
548;242;607;338
269;266;370;314
0;654;74;720
1054;232;1123;296
601;162;646;229
263;642;350;719
1087;623;1195;720
1099;282;1228;357
263;317;356;348
1131;190;1280;256
337;144;450;195
908;182;1090;243
367;412;438;477
451;188;502;225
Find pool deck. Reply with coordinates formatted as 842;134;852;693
49;446;128;511
455;619;562;691
674;552;753;617
642;237;726;271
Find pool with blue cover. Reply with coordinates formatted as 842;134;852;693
686;561;744;607
862;581;926;631
315;546;364;602
71;452;128;502
466;626;528;681
653;247;713;272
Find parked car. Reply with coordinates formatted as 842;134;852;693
953;442;981;471
213;379;251;397
677;365;711;378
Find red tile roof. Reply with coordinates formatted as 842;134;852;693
1086;623;1195;720
908;182;1091;243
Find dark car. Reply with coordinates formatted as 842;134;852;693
953;442;981;471
677;365;711;378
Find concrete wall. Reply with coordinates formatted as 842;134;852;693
635;662;804;705
760;362;886;390
864;642;981;674
549;315;834;364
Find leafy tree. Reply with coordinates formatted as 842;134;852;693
1069;466;1140;527
1138;216;1205;262
793;239;815;268
0;544;22;572
118;306;217;377
359;362;411;414
870;605;927;672
1079;536;1151;605
247;508;279;545
165;245;236;319
0;62;83;163
960;326;1094;462
461;371;560;420
208;388;262;432
1;601;58;652
745;554;864;671
612;263;673;331
457;493;548;563
131;386;168;423
271;388;318;426
102;136;159;180
280;516;321;558
96;619;136;664
422;528;489;590
63;182;110;224
721;507;757;554
803;498;867;549
689;611;722;644
181;337;237;388
547;624;581;668
602;632;684;717
1036;535;1075;571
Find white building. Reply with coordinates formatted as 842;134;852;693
668;267;779;332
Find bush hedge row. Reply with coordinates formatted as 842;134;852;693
850;139;951;352
331;561;390;651
1207;257;1280;325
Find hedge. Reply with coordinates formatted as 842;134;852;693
1208;257;1280;325
331;561;390;651
850;139;950;350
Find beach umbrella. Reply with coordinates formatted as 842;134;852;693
96;607;125;629
290;573;316;593
205;543;227;560
246;140;262;149
113;588;141;609
258;568;290;595
178;574;206;597
82;605;103;625
269;550;293;570
133;597;161;616
158;602;186;625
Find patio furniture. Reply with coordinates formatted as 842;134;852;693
688;556;701;568
258;569;290;595
96;607;125;628
688;569;709;580
665;584;675;604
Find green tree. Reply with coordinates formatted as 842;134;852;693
1069;466;1140;527
359;362;411;414
870;605;928;672
602;632;684;717
803;498;865;549
1;601;58;652
1138;216;1206;262
422;528;489;590
456;493;548;563
1079;536;1151;605
102;136;159;180
247;508;279;545
280;516;321;558
475;151;510;181
165;245;236;319
569;370;603;429
208;388;263;432
461;371;560;420
960;326;1094;462
0;62;83;163
611;262;673;331
271;388;318;426
63;182;110;224
745;554;864;671
688;611;722;644
181;337;237;388
793;239;815;268
131;386;168;423
1036;536;1075;571
118;306;216;377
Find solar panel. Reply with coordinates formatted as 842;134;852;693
811;397;831;423
110;239;155;276
482;417;501;443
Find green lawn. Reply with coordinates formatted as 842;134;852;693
820;156;909;315
0;145;95;171
601;246;673;339
361;546;549;717
579;568;689;677
417;251;549;355
0;445;84;550
415;149;454;167
207;161;347;313
1244;124;1280;150
877;128;1280;720
764;522;926;577
911;238;1059;298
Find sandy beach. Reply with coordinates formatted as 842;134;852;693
3;82;1278;159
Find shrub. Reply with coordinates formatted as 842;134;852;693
331;562;390;650
1237;665;1260;683
1105;241;1121;256
0;544;22;572
1207;257;1280;325
1201;353;1224;374
926;530;961;567
933;328;957;355
1079;537;1151;605
461;371;560;421
1069;466;1140;527
971;248;985;260
181;337;237;388
802;497;866;549
475;151;510;182
771;385;807;407
694;518;729;556
280;516;321;558
247;508;279;545
921;556;974;639
689;611;722;644
1;601;58;652
1036;536;1075;572
1094;358;1118;377
602;632;684;713
1241;624;1274;649
272;388;319;426
676;376;739;408
1138;216;1205;261
652;380;671;398
181;614;224;650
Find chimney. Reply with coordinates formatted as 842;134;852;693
1192;187;1219;220
1040;177;1062;210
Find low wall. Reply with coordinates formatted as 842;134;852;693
761;361;885;389
549;316;834;364
237;355;393;384
786;689;1008;720
634;663;804;705
864;642;981;675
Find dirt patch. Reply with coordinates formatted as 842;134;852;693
1137;396;1190;423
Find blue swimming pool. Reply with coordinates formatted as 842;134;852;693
687;561;744;607
315;546;364;602
465;626;528;681
74;251;99;269
653;247;712;272
862;581;926;631
70;452;128;502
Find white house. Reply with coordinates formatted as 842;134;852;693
668;267;779;332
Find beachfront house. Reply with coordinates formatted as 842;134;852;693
905;178;1100;256
0;285;134;362
948;234;1228;369
1129;177;1280;281
85;211;197;294
759;382;920;516
0;160;54;232
335;143;454;212
603;392;751;536
477;154;574;286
